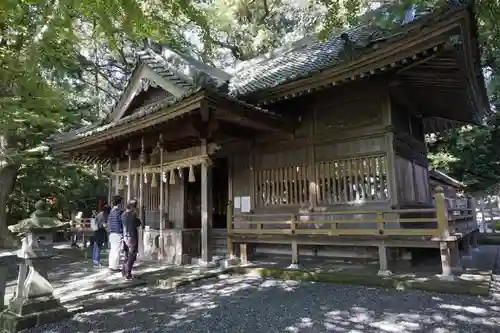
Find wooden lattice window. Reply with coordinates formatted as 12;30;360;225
255;165;309;207
316;155;388;204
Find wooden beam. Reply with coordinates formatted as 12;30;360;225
212;100;294;134
217;121;256;140
396;53;440;74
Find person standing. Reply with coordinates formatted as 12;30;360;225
121;201;141;279
91;203;110;267
108;196;124;273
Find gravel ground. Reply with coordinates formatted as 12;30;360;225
19;274;500;333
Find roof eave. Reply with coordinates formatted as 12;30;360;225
429;169;466;189
248;13;467;106
52;91;206;153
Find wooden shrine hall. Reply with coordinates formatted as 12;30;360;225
50;1;488;277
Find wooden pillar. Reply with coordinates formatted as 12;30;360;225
386;132;398;206
107;175;112;205
435;187;453;280
126;142;132;202
137;139;146;261
385;96;398;207
227;201;234;258
377;242;392;276
139;138;145;222
462;236;472;260
287;215;299;269
450;241;463;273
289;240;299;269
469;196;478;230
471;231;479;252
227;157;234;258
308;110;317;208
114;158;120;195
201;139;213;263
479;198;486;229
159;134;165;260
0;262;6;310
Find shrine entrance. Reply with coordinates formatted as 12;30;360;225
184;157;229;230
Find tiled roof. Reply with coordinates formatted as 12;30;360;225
53;0;473;146
51;86;283;145
228;1;469;97
228;24;384;96
136;48;230;92
51;91;198;144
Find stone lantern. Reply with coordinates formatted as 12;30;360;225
0;200;70;332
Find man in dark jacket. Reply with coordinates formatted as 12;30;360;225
121;202;141;279
107;195;123;272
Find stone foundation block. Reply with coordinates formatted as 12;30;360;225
220;257;240;269
0;296;69;333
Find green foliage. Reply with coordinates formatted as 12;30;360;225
429;116;500;195
7;156;107;224
0;0;211;233
495;221;500;231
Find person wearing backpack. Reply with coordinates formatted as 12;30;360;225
91;203;110;267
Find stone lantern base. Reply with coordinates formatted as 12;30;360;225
0;296;69;333
0;260;70;333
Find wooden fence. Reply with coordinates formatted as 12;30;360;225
70;218;93;246
475;197;500;233
226;190;476;256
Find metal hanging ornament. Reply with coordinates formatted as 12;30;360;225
188;165;196;183
151;172;157;188
169;169;175;184
117;176;124;190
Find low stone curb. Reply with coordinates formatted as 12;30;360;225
225;267;491;297
479;234;500;245
154;270;232;290
29;261;492;317
62;268;231;314
69;264;492;301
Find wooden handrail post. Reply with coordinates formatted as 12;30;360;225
226;201;234;258
376;212;384;235
434;187;449;237
469;196;478;228
435;186;453;280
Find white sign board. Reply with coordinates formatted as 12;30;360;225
234;197;241;209
241;196;251;213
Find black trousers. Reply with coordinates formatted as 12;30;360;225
122;238;138;277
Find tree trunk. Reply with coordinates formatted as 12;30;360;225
0;164;17;248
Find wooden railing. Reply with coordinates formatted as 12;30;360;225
226;189;477;257
70;218;93;246
71;218;93;232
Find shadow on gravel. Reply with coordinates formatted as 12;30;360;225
18;274;500;333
